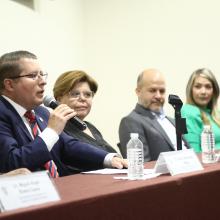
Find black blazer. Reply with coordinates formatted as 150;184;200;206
64;121;117;153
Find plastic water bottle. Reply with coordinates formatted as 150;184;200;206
201;125;216;163
127;133;144;180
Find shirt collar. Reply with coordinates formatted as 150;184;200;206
151;109;166;119
2;95;28;117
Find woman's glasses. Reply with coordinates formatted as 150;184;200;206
69;91;94;99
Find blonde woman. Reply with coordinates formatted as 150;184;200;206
181;68;220;152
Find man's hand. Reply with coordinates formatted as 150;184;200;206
3;168;31;176
111;157;128;169
47;104;77;134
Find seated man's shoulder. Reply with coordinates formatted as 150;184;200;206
0;98;10;114
120;110;147;125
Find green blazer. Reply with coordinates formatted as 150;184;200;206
181;104;220;152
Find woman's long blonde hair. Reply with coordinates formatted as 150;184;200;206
186;68;220;126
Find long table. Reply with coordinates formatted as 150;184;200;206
1;160;220;219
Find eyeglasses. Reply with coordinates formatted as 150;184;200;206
9;71;48;81
69;91;94;99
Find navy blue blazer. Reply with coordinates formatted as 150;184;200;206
0;96;107;176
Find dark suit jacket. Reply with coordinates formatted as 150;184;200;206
0;96;107;176
64;121;117;153
119;103;190;162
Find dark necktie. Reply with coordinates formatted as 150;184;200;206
24;110;59;178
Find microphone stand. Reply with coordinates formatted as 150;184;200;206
168;94;187;150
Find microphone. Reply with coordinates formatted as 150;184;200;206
168;94;187;150
168;94;183;110
43;96;87;131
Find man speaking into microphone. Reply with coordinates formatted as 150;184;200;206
0;50;127;176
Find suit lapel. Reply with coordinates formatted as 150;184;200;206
148;117;175;150
0;96;47;140
0;97;33;141
35;114;47;131
135;104;175;150
17;111;47;140
16;117;33;141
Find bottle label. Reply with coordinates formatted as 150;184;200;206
201;133;215;153
201;132;216;163
127;148;144;180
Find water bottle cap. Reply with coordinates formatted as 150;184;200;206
130;133;139;138
203;125;211;130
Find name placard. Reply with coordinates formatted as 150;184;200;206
154;149;203;176
0;171;60;212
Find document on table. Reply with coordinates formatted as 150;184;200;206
82;168;161;180
82;168;155;175
113;173;161;180
0;171;60;212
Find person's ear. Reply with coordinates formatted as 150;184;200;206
3;79;15;92
56;96;61;102
135;87;140;96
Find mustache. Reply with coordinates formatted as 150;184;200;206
151;99;163;104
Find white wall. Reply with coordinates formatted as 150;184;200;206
0;0;85;97
84;0;220;149
1;0;220;152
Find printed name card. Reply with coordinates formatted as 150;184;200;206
0;171;60;212
154;149;203;176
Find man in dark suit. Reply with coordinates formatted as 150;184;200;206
119;68;189;161
0;50;127;176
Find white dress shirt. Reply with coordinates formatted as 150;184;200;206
151;110;187;150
